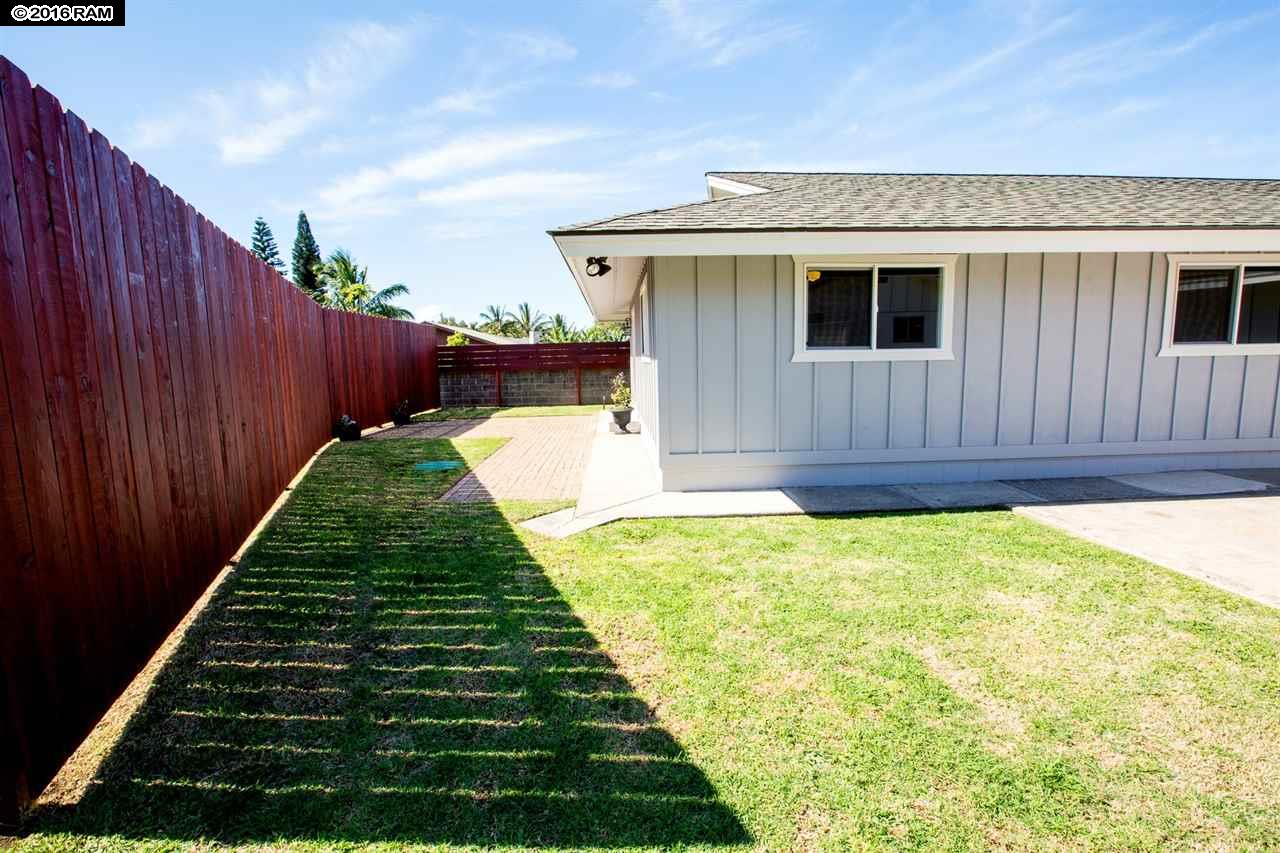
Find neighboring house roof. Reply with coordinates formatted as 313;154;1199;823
550;172;1280;234
425;321;525;345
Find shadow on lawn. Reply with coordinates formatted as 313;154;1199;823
32;439;748;848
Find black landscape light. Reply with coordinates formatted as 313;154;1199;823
585;256;612;277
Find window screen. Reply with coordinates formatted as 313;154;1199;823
1172;268;1235;344
1238;266;1280;344
877;268;941;348
807;269;871;347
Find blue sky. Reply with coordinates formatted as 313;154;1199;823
4;1;1279;325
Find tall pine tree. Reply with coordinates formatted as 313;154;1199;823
291;211;323;300
250;216;285;273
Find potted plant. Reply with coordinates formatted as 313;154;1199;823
606;371;632;431
391;399;413;426
336;414;361;442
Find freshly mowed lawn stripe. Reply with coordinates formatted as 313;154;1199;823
525;511;1280;849
22;438;744;850
22;441;1280;850
412;405;602;422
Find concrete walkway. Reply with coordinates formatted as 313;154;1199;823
373;415;596;501
522;416;1280;605
1016;493;1280;608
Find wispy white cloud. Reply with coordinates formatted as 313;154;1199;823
742;159;889;174
414;81;531;117
1039;9;1278;90
1101;97;1166;118
891;12;1077;109
416;171;619;206
131;19;419;164
584;71;638;89
306;127;596;224
452;28;577;85
653;0;804;67
217;106;328;165
643;135;763;165
493;31;577;63
425;221;502;240
303;26;573;158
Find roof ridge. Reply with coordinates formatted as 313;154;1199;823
707;170;1280;182
549;183;790;234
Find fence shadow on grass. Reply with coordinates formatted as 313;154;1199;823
31;438;749;848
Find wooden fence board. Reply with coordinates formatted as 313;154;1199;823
162;185;210;584
113;148;181;615
437;342;629;406
17;79;105;708
67;111;153;667
0;56;440;823
148;176;199;579
0;60;72;755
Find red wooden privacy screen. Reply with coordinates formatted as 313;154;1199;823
0;56;438;821
437;342;629;405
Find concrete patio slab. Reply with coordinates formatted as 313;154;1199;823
520;506;578;537
1110;470;1269;497
783;486;927;513
574;414;660;517
1216;468;1280;488
894;480;1044;508
621;489;804;518
1005;476;1158;503
1016;494;1280;608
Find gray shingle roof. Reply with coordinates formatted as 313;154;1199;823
550;172;1280;234
424;321;526;345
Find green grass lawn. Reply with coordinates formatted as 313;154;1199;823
412;404;602;422
19;439;1280;850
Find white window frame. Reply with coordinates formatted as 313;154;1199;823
633;277;654;361
1161;253;1280;357
792;254;957;362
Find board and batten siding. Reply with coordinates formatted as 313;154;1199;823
651;253;1280;490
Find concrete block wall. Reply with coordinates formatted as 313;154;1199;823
439;371;497;406
579;368;622;407
440;367;627;408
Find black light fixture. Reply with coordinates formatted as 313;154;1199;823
585;256;612;277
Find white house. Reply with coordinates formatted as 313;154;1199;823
551;172;1280;491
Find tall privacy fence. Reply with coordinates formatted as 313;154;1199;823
0;56;438;821
437;342;630;407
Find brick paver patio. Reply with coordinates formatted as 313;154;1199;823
372;415;597;501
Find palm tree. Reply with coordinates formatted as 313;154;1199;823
315;249;414;320
507;302;550;339
479;305;509;335
581;320;628;342
543;313;577;343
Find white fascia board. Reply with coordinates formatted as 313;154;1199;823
705;175;770;199
553;229;1280;259
551;235;640;322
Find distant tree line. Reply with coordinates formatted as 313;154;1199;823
438;303;628;343
250;213;412;320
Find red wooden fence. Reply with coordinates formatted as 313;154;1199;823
437;342;629;405
0;56;437;821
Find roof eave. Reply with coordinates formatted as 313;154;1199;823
551;224;1280;237
552;234;608;321
552;227;1280;260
